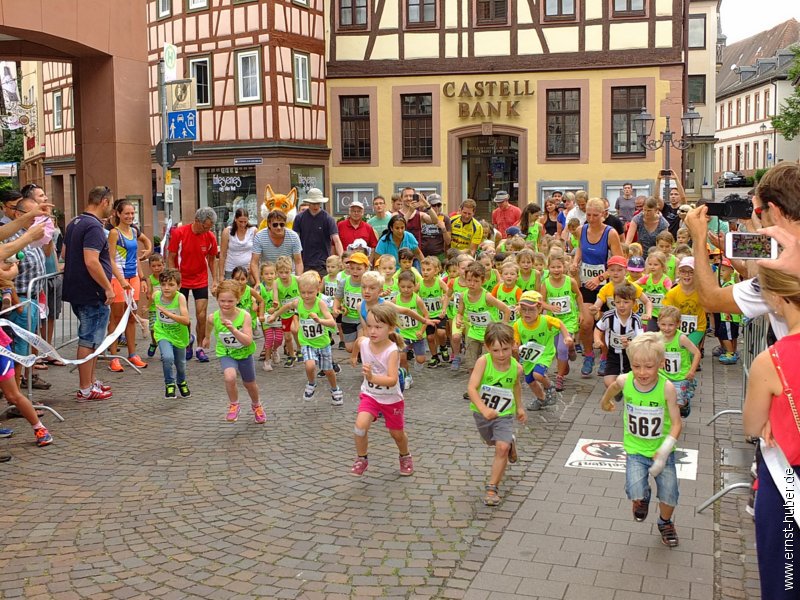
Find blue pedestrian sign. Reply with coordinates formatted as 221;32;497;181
167;109;197;141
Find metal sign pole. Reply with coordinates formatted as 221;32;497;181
159;59;170;253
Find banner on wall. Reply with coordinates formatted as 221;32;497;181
0;61;21;130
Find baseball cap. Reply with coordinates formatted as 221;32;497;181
493;191;510;203
505;226;521;237
607;256;627;268
627;256;646;272
519;290;543;305
721;258;733;268
349;200;364;209
347;238;369;251
427;193;442;205
346;252;370;266
678;256;695;270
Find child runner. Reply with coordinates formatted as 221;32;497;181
335;252;370;352
393;271;431;387
600;332;682;547
203;280;265;424
231;266;265;330
479;252;499;293
145;253;164;357
637;250;673;332
654;231;677;282
350;303;413;477
716;258;741;365
377;255;399;302
514;291;573;410
492;261;522;323
418;256;449;368
454;262;511;371
663;257;707;352
447;254;473;370
395;248;423;290
657;306;700;418
541;251;581;391
258;262;282;371
275;255;301;367
594;283;644;394
271;272;344;405
515;249;538;292
467;322;526;506
152;269;192;399
323;255;346;349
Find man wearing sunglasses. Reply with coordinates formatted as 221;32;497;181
250;210;303;287
168;207;219;363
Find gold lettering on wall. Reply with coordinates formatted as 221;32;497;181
444;80;533;118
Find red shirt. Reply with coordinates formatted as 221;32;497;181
167;223;218;289
337;218;378;249
492;204;522;238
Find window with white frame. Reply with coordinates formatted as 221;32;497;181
293;52;311;105
188;0;208;9
236;49;261;103
189;57;212;107
333;186;378;216
53;90;63;130
158;0;172;18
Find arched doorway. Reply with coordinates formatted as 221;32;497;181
447;124;528;218
0;1;150;232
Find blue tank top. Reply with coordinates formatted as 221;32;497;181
580;224;612;266
360;297;385;322
114;227;139;278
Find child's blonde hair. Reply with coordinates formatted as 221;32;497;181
216;279;244;300
275;255;293;272
326;255;343;271
377;254;396;270
548;249;567;267
626;332;666;364
657;305;681;324
533;252;547;265
500;261;520;275
260;262;276;278
567;217;580;230
647;250;667;270
421;256;442;272
298;271;321;289
508;236;526;252
628;243;643;258
361;271;385;288
516;248;535;264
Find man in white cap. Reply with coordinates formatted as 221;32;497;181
292;188;343;276
491;190;521;239
337;199;378;251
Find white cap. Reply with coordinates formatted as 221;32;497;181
349;200;364;209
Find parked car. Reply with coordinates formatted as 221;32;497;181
717;171;748;188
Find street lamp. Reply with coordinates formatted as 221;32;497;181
633;104;702;200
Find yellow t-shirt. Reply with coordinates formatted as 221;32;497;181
663;284;707;334
450;216;484;251
597;280;645;308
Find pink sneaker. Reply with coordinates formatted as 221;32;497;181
350;457;368;476
399;455;414;476
253;404;266;424
226;403;241;422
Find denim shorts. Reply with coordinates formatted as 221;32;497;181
72;303;111;350
301;344;333;371
625;451;679;507
9;299;39;355
403;338;427;357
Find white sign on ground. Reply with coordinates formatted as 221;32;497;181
565;438;699;480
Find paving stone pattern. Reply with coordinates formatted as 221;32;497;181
1;321;749;599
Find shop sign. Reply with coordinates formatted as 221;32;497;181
213;174;243;193
443;80;534;119
290;165;325;197
234;157;263;166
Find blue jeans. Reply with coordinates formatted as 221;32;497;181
158;339;187;385
72;303;110;350
625;451;679;506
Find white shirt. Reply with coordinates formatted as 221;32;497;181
732;277;788;340
566;206;586;226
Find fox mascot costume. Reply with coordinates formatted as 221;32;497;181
259;185;298;230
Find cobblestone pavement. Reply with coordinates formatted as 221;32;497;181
1;318;753;599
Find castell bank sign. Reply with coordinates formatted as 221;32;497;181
443;80;534;119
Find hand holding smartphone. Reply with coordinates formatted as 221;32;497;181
724;232;779;260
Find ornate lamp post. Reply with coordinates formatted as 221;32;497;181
633;104;702;201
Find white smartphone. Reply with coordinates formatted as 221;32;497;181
724;232;779;260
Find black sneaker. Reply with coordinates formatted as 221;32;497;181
178;381;191;398
658;520;679;547
679;401;691;418
632;498;650;522
284;356;295;368
333;362;341;374
440;346;451;362
317;369;325;378
338;341;346;350
165;384;177;399
427;356;441;368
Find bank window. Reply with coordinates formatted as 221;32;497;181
408;0;436;25
476;0;507;25
613;0;644;16
187;0;208;10
340;0;368;28
688;75;706;105
688;15;705;48
158;0;171;18
189;57;212;108
53;90;63;131
611;86;645;156
235;49;261;103
546;89;580;158
340;96;371;162
401;94;433;161
544;0;575;21
293;52;311;105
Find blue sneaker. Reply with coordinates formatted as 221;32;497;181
0;427;13;438
598;359;608;377
719;352;739;365
185;335;195;361
581;355;594;377
147;343;157;358
196;348;209;363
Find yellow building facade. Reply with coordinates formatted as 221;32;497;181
326;0;689;217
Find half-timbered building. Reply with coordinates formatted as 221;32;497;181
326;0;692;216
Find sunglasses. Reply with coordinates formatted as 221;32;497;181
754;205;768;217
270;222;286;229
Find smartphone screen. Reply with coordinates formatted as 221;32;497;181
726;233;776;260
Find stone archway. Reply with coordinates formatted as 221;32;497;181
0;0;150;232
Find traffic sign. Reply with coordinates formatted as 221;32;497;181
165;184;174;205
164;43;178;82
167;109;197;141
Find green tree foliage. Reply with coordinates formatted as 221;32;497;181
0;131;23;191
772;46;800;141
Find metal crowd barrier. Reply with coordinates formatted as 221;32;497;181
697;315;770;513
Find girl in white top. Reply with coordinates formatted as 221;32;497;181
220;208;257;280
349;303;414;477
